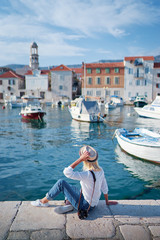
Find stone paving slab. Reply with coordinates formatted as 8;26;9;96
109;200;160;224
66;200;116;239
10;201;65;231
0;201;21;240
0;200;160;240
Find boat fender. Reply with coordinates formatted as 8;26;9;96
2;105;5;109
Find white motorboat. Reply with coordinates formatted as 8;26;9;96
114;128;160;164
134;95;160;119
133;96;148;108
68;98;105;122
19;105;46;121
110;95;124;106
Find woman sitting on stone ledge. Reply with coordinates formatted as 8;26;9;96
31;145;117;215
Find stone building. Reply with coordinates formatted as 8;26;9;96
0;70;25;102
124;56;154;103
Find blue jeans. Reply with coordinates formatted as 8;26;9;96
46;179;94;211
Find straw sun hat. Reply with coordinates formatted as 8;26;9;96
79;145;98;162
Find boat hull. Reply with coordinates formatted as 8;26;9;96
134;107;160;119
134;101;147;108
115;129;160;164
68;108;103;123
21;112;45;120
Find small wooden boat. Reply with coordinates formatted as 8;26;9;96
114;128;160;164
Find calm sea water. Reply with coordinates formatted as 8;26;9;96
0;105;160;201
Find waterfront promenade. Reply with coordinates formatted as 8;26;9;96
1;200;160;240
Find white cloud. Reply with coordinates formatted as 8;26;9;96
0;0;159;65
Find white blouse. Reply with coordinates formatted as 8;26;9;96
63;166;108;207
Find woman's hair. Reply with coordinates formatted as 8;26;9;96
83;160;101;171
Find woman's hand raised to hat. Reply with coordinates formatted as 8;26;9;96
79;151;90;162
70;151;90;169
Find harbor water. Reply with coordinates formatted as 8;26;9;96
0;105;160;201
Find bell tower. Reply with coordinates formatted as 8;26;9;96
29;42;39;70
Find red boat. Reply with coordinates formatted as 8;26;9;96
19;95;46;121
19;105;46;121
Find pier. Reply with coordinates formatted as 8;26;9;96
1;200;160;239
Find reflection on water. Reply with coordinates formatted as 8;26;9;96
21;118;47;129
135;116;160;133
115;145;160;184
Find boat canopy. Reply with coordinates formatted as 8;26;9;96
79;100;100;114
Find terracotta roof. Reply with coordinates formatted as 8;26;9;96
25;70;33;75
0;70;23;79
124;56;154;61
154;62;160;68
40;70;50;75
84;62;124;68
25;70;50;75
51;64;72;72
71;68;82;74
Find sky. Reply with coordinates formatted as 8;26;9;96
0;0;160;67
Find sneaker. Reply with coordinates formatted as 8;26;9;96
31;199;50;207
54;204;74;214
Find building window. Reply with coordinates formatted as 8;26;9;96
145;67;149;74
105;77;110;85
156;83;160;88
0;93;3;99
114;77;119;85
114;90;120;96
96;68;101;74
60;75;64;81
59;85;63;90
114;68;119;73
128;68;133;74
0;80;2;85
96;77;101;85
87;77;92;85
8;79;15;85
105;68;110;73
87;68;92;74
96;90;101;96
136;80;140;86
106;90;110;96
143;79;147;86
87;90;93;96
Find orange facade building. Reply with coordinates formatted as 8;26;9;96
81;62;125;100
